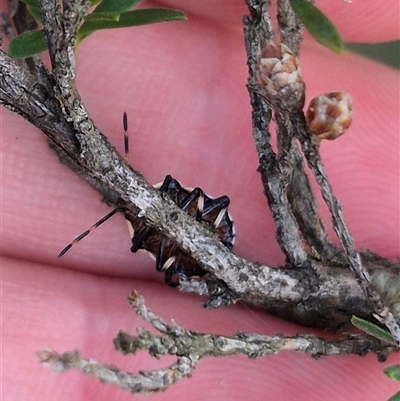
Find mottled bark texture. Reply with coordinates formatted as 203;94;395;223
1;2;399;391
37;292;396;394
243;0;399;341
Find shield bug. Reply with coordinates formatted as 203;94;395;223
59;113;235;286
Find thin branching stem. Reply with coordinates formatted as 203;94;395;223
38;292;396;394
1;5;398;395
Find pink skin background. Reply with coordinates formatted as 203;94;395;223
2;1;399;400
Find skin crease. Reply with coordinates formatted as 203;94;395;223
1;0;399;400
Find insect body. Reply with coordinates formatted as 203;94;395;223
125;174;235;285
59;113;235;286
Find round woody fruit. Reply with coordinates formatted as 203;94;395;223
306;91;353;141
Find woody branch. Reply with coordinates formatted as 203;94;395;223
244;0;400;342
0;0;398;336
37;291;395;394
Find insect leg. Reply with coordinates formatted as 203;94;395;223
202;195;230;227
178;187;205;221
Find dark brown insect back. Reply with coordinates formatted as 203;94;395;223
125;175;235;286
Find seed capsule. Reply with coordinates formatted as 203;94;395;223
306;91;353;141
256;42;305;111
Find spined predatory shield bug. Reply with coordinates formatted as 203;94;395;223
59;113;235;286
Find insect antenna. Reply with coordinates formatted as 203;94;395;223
123;111;129;160
58;208;119;257
59;112;131;258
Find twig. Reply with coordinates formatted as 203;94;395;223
0;0;398;333
2;1;398;396
243;0;343;265
245;0;310;266
38;291;397;394
3;45;396;331
277;0;303;54
242;0;400;342
178;275;240;309
37;349;198;395
291;112;400;343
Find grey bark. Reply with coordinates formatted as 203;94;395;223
1;0;398;339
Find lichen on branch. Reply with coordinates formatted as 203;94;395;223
1;0;399;395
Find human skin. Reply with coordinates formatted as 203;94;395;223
2;1;399;400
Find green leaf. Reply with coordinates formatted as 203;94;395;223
85;12;121;22
289;0;344;53
387;391;400;401
351;316;397;345
19;0;39;8
94;0;143;13
90;0;103;5
78;8;186;42
385;365;400;382
346;41;400;70
18;0;42;23
26;5;43;24
7;3;186;58
8;30;47;58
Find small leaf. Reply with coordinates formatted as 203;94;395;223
94;0;143;13
346;41;400;70
78;8;186;42
351;316;397;345
387;392;400;401
8;30;47;58
26;5;43;24
85;12;121;22
385;365;400;382
18;0;42;23
19;0;39;8
289;0;344;53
